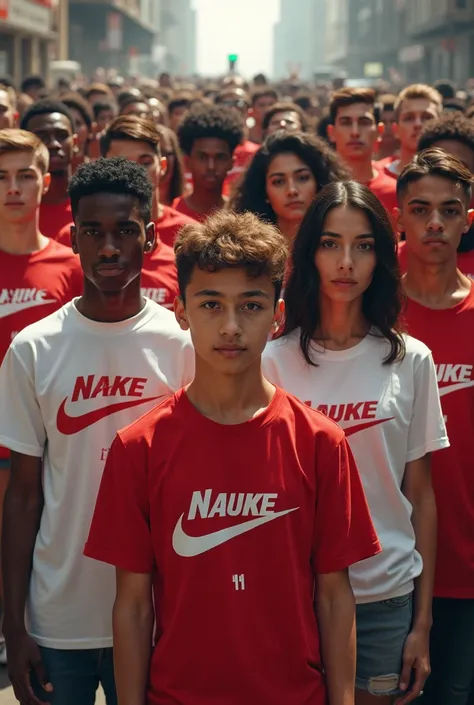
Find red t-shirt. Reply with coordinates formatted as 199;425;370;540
398;240;474;280
172;196;219;224
0;239;83;458
403;286;474;598
155;205;196;249
141;240;179;309
85;386;380;705
376;155;399;180
40;200;73;241
224;140;260;196
367;163;398;217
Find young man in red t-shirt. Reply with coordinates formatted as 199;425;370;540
20;99;77;240
174;104;244;222
85;209;381;705
397;149;474;705
328;88;397;217
377;84;442;179
0;127;82;663
248;87;278;144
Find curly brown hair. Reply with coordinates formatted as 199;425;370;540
174;210;288;303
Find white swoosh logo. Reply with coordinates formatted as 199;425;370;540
173;508;299;557
439;381;474;397
0;298;56;318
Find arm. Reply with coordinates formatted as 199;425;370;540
2;451;52;705
397;453;436;704
113;569;154;705
315;569;356;705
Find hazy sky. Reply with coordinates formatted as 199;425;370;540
193;0;281;78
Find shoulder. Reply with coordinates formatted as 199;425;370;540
6;303;72;360
264;331;301;360
279;389;345;446
117;391;183;448
143;300;191;341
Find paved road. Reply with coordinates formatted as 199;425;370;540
0;668;106;703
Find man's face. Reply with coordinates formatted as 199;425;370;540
96;108;116;132
26;112;75;176
187;137;233;192
68;106;89;155
121;101;151;119
174;266;282;376
329;102;378;161
396;99;440;153
169;106;189;133
71;192;155;294
218;89;249;119
0;150;49;224
266;110;303;136
398;175;470;265
0;90;16;129
105;138;165;190
252;95;277;127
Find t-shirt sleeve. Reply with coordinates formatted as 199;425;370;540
0;345;46;457
312;432;381;575
406;352;449;462
84;434;154;574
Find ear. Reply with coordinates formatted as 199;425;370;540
145;222;156;253
468;209;474;226
42;172;51;195
70;225;78;253
327;124;334;142
377;122;385;136
394;207;404;234
271;298;285;335
160;156;167;177
174;296;189;331
392;122;399;139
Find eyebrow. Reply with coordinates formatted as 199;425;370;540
0;167;36;174
78;219;140;227
268;167;311;178
321;231;374;239
194;288;271;299
407;198;463;206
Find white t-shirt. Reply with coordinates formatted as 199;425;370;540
263;330;449;603
0;298;194;649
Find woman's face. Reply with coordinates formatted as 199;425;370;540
158;132;175;193
314;205;377;305
69;107;89;153
265;153;317;225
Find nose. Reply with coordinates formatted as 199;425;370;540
427;211;445;232
207;157;216;171
337;245;355;272
98;233;120;258
287;178;298;196
7;177;20;195
219;309;242;338
350;120;360;137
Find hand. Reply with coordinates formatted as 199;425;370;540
396;627;431;704
5;630;53;705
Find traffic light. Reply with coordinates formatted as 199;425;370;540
228;53;238;71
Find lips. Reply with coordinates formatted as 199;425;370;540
96;264;125;277
215;346;246;358
5;201;25;206
286;201;305;209
423;238;446;246
331;279;357;287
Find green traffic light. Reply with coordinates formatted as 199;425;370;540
228;54;238;63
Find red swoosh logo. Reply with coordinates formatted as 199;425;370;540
56;395;165;435
344;417;394;437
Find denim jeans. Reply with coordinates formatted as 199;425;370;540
421;598;474;705
31;646;117;705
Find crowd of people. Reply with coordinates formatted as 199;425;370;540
0;66;472;705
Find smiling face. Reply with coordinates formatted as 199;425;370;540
0;150;50;224
265;152;317;225
71;192;155;295
26;112;75;176
175;266;282;377
397;175;471;265
315;204;377;305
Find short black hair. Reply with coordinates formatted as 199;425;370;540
21;74;46;94
0;76;16;91
262;102;309;132
397;148;473;203
20;99;75;132
93;100;118;120
69;157;153;225
61;92;93;130
434;79;457;101
418;113;474;155
177;104;244;156
119;95;148;112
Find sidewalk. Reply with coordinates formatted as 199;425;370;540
0;669;106;703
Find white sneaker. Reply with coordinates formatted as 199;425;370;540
0;642;7;665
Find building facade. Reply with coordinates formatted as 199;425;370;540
157;0;196;76
325;0;474;86
273;0;326;80
68;0;155;78
0;0;56;84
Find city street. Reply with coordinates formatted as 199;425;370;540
0;670;106;704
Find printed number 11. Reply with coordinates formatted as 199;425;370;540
232;574;245;590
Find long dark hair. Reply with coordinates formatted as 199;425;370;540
283;181;405;365
158;125;185;203
230;131;350;224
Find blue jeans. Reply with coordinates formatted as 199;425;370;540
31;647;117;705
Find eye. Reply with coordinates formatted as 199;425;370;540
357;242;374;251
270;178;284;187
85;229;100;237
20;173;34;180
445;208;459;216
243;302;262;311
412;207;426;215
119;228;136;236
296;173;311;183
320;239;337;249
201;301;220;310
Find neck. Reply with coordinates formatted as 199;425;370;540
187;187;224;214
152;191;163;221
249;124;263;144
0;216;48;255
186;356;275;425
346;157;375;184
41;173;70;205
76;278;145;322
159;183;171;207
398;146;415;172
315;295;369;349
404;252;471;308
277;218;300;243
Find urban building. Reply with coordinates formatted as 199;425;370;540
0;0;56;84
325;0;474;86
157;0;197;76
273;0;326;80
68;0;155;77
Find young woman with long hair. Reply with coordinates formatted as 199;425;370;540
263;181;449;705
157;124;186;206
230;131;349;242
